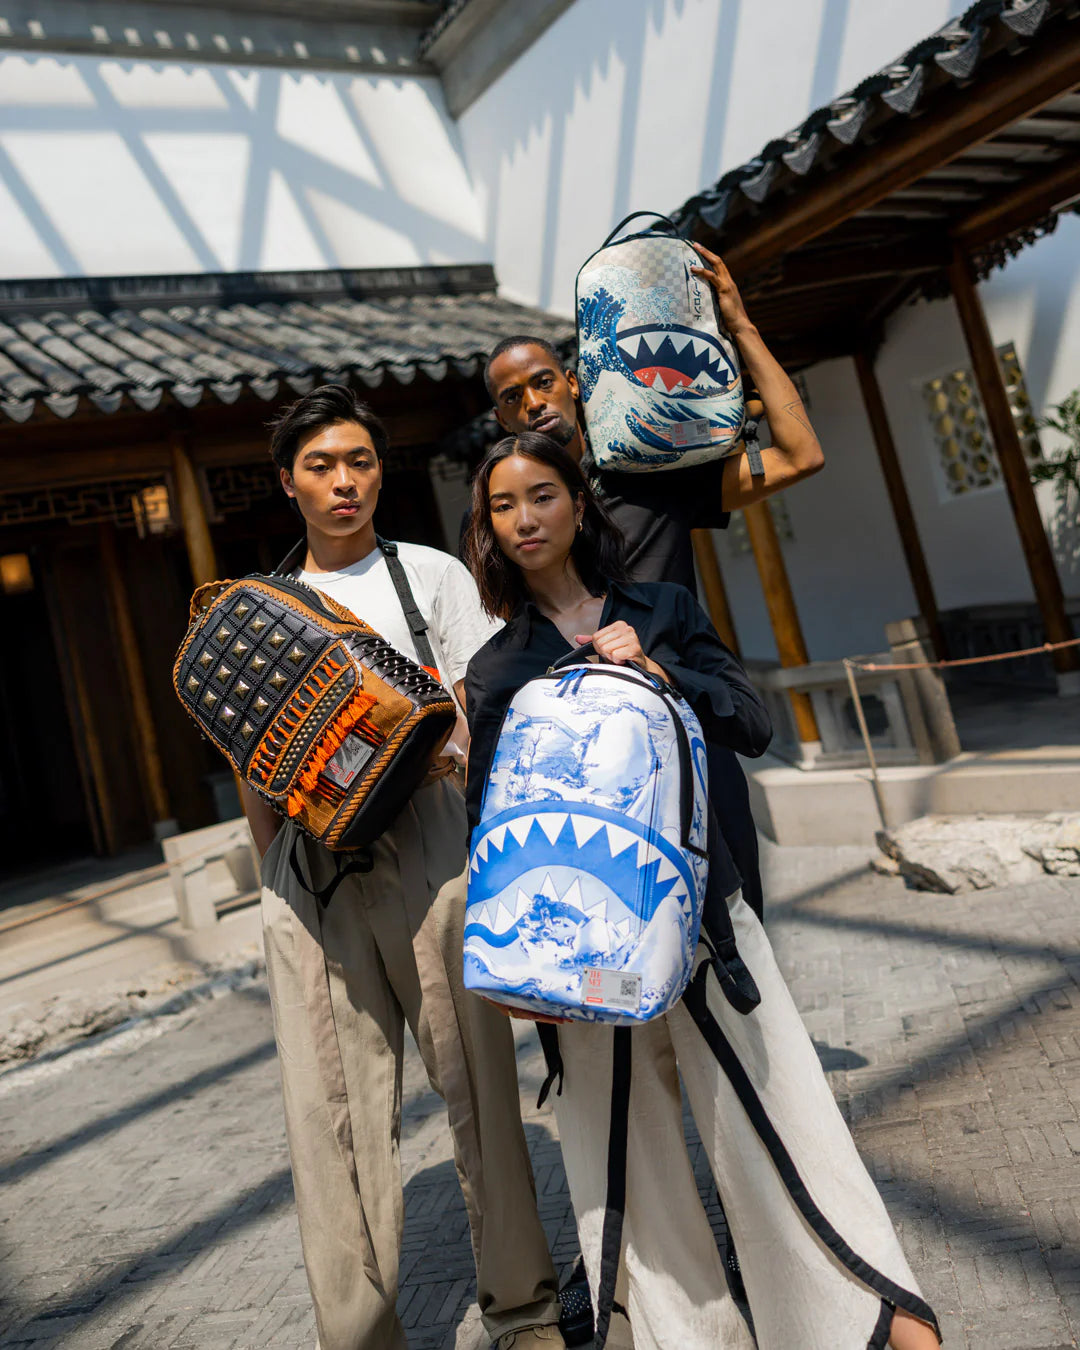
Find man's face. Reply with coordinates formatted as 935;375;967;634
280;421;383;538
489;344;581;450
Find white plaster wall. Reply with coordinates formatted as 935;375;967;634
709;357;923;662
0;51;487;278
458;0;1080;658
719;216;1080;662
458;0;969;316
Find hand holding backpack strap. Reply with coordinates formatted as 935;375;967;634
549;642;676;696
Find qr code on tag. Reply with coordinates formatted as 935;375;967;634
582;968;641;1012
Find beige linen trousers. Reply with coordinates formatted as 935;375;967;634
260;778;560;1350
553;892;938;1350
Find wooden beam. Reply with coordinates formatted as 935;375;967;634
954;150;1080;248
720;23;1080;277
100;524;174;828
742;500;821;744
0;444;171;493
170;430;219;586
853;349;946;661
691;529;740;656
765;239;949;294
948;244;1079;681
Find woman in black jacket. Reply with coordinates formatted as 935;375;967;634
461;432;940;1350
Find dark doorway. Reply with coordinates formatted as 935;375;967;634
0;563;93;868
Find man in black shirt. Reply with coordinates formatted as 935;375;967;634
483;242;824;919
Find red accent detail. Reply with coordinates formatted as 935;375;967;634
635;366;693;390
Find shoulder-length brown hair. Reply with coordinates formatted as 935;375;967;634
462;432;629;621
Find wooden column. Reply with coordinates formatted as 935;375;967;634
691;528;740;656
100;524;174;830
170;430;218;585
949;245;1079;682
742;500;821;744
853;348;947;662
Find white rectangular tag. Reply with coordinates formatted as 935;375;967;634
322;732;375;789
582;967;641;1012
670;417;712;449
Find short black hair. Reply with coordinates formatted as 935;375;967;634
483;335;566;401
268;383;389;472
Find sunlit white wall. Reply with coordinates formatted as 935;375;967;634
457;0;1080;660
0;52;487;278
458;0;970;315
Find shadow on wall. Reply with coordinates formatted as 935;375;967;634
472;0;953;314
0;49;486;279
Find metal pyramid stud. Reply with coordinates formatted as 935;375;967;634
287;645;305;666
254;696;269;714
202;689;219;709
251;616;267;634
250;653;267;674
268;631;286;649
198;651;213;669
231;639;250;659
217;664;232;683
269;670;287;691
220;705;237;725
186;675;199;694
233;601;250;619
240;721;254;741
235;679;250;698
215;626;231;644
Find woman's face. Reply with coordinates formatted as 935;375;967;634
487;453;583;574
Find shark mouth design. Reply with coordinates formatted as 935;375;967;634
615;323;737;397
466;806;694;935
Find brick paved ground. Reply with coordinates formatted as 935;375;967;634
0;868;1077;1349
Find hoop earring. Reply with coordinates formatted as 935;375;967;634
576;520;583;533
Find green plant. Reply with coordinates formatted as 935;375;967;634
1031;390;1080;511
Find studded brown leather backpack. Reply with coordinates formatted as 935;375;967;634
173;554;456;877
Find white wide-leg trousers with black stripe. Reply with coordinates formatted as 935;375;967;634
552;891;938;1350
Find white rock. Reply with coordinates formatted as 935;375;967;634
876;813;1080;892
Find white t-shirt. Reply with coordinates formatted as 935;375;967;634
296;541;501;718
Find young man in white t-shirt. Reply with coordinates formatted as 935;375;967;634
243;385;563;1350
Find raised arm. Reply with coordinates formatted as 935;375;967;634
690;241;824;510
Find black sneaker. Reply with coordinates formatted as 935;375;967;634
557;1257;594;1347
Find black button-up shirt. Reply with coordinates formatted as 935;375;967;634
463;578;771;904
586;456;731;591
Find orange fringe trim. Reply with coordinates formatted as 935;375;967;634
285;689;379;818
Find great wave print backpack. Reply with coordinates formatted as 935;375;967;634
464;645;710;1024
576;211;746;472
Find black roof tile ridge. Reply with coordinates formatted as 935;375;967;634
670;0;1052;234
0;262;497;316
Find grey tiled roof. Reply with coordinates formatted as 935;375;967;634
671;0;1059;239
0;265;573;424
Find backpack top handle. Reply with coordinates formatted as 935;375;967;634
600;211;682;249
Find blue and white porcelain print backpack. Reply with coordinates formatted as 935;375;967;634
576;211;745;473
464;646;710;1025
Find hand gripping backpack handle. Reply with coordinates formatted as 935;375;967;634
601;210;681;248
549;641;677;698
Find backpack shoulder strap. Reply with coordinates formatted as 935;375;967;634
273;536;307;577
594;1025;632;1349
377;537;438;672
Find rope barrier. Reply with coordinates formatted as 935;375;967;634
847;635;1080;673
841;633;1080;833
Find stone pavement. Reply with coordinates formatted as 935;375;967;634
0;865;1078;1349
